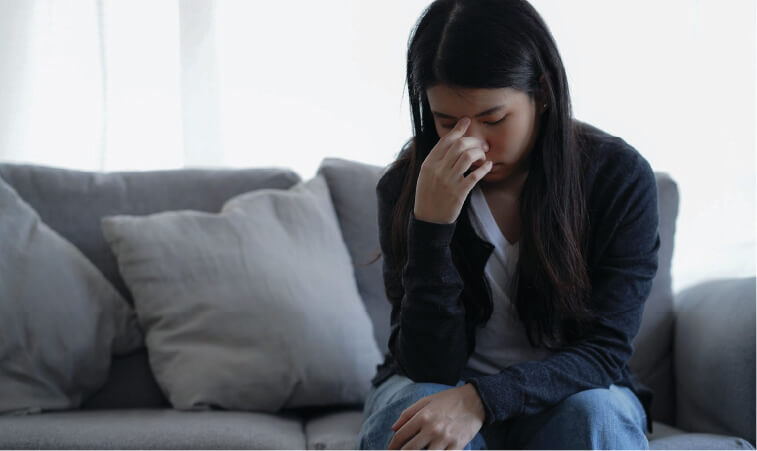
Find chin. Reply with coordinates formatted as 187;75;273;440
484;163;506;176
480;164;516;183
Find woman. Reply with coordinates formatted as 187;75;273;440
356;0;660;449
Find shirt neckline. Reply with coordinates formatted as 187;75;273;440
470;185;519;249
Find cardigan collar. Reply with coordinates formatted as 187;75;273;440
452;192;495;277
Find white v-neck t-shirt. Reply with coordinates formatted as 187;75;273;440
464;184;555;375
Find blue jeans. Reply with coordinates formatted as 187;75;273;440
356;368;648;450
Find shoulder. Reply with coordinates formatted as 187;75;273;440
578;122;659;268
577;121;656;205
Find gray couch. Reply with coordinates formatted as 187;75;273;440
0;157;754;450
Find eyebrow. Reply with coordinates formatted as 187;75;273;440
431;105;506;120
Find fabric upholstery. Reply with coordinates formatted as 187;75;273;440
0;409;306;449
305;408;365;450
301;411;749;451
0;163;301;305
102;175;382;411
1;159;747;451
0;409;750;450
0;178;143;415
309;413;755;451
628;172;678;425
81;351;169;409
647;421;689;442
674;277;756;445
317;158;391;356
0;162;301;410
648;433;754;450
317;157;680;426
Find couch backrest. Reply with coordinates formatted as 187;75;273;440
0;162;301;409
317;159;391;358
633;172;679;425
0;159;679;422
317;158;680;425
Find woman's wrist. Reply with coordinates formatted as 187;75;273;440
461;382;486;423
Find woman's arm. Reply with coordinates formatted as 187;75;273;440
377;161;470;385
462;150;661;425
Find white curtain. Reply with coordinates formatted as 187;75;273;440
0;1;105;170
0;0;754;292
0;0;221;171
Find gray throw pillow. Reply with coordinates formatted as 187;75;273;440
101;174;382;412
0;178;143;415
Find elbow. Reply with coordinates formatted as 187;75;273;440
397;359;464;386
392;336;467;386
597;347;630;383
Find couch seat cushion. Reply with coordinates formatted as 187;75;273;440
649;433;754;450
302;411;755;450
305;408;364;450
0;409;305;449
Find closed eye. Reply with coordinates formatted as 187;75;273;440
484;116;506;126
439;116;506;129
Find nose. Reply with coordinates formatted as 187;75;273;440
462;121;489;152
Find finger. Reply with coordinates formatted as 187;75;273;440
462;161;494;190
388;420;422;450
428;438;448;450
446;440;468;451
450;148;487;176
401;431;431;451
431;117;471;161
389;414;424;449
391;397;432;432
443;117;471;142
444;137;488;169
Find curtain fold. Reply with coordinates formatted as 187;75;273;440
0;0;104;170
0;0;223;171
0;0;753;293
178;0;223;168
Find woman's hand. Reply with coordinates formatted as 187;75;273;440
414;117;492;224
387;383;486;450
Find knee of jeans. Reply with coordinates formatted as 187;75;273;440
557;385;642;428
356;425;386;451
376;381;457;424
355;381;459;449
393;380;457;404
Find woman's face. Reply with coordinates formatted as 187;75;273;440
426;83;543;187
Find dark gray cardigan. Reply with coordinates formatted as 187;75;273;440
370;123;660;434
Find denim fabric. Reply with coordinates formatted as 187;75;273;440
356;368;648;450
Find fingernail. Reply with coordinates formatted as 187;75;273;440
483;143;489;151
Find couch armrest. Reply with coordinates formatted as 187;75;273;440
674;277;756;445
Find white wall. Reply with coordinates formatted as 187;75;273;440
0;0;754;293
212;0;756;292
534;0;756;292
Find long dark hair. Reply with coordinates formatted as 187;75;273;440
387;0;598;348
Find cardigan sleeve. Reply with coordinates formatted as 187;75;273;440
376;162;471;386
462;150;661;425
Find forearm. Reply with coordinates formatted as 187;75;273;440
391;213;469;384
